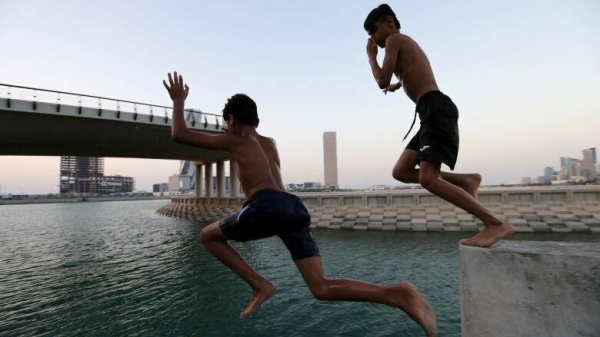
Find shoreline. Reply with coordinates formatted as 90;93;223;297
0;196;171;206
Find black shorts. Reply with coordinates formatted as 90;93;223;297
406;90;459;170
220;189;320;261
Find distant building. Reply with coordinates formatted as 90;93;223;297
522;177;533;185
583;148;597;163
59;156;133;194
366;185;392;191
97;175;134;194
323;132;338;189
169;174;192;193
303;182;322;189
560;157;578;180
153;183;169;193
285;183;304;191
544;167;554;179
582;148;597;181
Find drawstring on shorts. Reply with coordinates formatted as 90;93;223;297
402;108;418;141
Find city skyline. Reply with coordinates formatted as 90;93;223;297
522;147;599;185
1;1;599;193
2;142;599;194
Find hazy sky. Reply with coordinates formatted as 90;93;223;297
1;0;599;193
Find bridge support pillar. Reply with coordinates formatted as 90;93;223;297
204;163;213;198
230;160;239;198
216;161;225;198
194;161;203;198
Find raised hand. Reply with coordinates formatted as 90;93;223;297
163;71;189;102
366;37;378;59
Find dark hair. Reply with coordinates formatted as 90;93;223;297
222;93;259;127
364;4;400;34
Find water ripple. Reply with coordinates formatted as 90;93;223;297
2;200;599;336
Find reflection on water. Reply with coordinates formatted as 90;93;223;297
1;200;598;336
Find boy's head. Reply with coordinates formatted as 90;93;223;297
364;4;400;46
222;94;259;129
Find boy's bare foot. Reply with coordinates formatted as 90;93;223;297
460;221;514;248
461;173;482;199
240;281;276;318
392;281;437;337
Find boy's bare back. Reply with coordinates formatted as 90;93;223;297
163;72;284;199
227;133;285;198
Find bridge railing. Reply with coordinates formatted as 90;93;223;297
0;83;223;128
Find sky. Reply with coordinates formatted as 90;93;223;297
0;0;599;193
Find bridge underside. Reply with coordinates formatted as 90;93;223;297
0;108;229;162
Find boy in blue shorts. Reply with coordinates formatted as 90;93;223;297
164;71;436;336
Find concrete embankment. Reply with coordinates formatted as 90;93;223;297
157;186;600;233
0;196;170;206
460;241;600;336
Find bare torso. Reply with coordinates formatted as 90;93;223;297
392;33;439;104
228;132;285;199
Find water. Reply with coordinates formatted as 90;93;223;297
1;200;599;336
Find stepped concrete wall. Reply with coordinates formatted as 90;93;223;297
157;187;600;233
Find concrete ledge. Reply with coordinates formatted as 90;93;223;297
159;189;600;234
459;241;600;337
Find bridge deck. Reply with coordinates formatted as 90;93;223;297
0;97;229;162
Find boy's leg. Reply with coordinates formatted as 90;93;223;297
392;149;482;198
417;161;514;247
200;221;275;318
294;256;437;337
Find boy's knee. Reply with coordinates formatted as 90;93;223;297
392;168;409;183
310;287;329;301
418;173;437;190
199;226;212;246
308;281;331;301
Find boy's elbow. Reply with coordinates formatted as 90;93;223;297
171;132;184;144
377;77;390;89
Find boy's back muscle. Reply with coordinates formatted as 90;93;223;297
229;134;285;198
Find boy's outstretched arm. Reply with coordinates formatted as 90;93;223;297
366;35;401;89
163;71;236;151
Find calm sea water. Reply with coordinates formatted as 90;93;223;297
1;200;598;337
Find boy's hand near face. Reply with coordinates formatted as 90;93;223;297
366;37;378;59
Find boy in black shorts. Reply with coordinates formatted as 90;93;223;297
364;4;514;247
164;72;437;336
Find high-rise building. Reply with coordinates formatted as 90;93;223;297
323;132;338;189
582;148;597;181
59;156;134;194
583;148;597;163
60;156;104;194
543;167;554;180
560;157;578;180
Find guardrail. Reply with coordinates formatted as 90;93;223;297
0;83;223;128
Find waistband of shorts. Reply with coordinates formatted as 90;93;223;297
403;90;447;142
249;189;293;200
416;90;444;110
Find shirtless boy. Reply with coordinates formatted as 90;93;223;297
364;4;514;247
164;71;437;336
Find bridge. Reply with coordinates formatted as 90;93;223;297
0;83;240;198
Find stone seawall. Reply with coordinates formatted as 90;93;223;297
157;187;600;233
0;196;170;206
460;241;600;336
